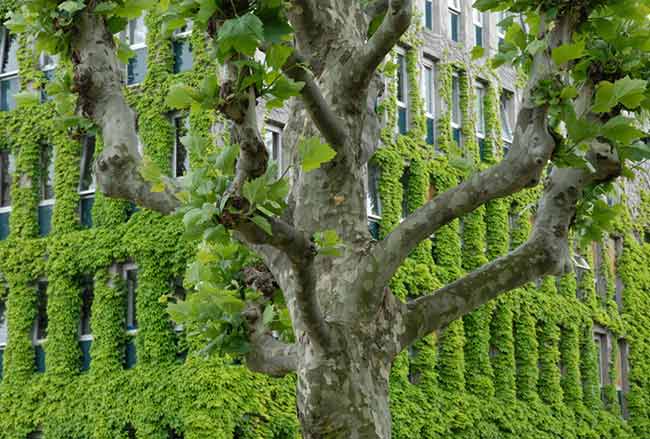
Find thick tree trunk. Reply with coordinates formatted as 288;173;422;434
296;333;393;439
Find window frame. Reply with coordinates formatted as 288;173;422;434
451;72;462;149
120;16;148;86
0;27;20;112
172;21;193;74
448;0;461;42
39;143;55;206
421;59;436;146
79;276;94;340
473;9;484;47
475;83;486;138
0;299;8;349
500;90;515;155
171;113;190;178
78;135;96;196
422;0;433;31
0;149;14;212
593;328;609;389
264;122;284;178
33;279;48;345
395;48;408;134
123;263;138;334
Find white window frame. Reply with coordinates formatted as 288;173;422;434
171;113;190;178
122;16;147;87
39;144;55;207
0;150;14;213
451;72;461;131
501;91;515;149
173;20;193;39
475;83;486;138
0;27;19;79
496;10;508;41
448;0;461;41
32;279;48;345
39;52;57;73
264;122;284;178
123;263;138;335
473;8;484;47
0;299;8;349
422;0;434;30
366;163;382;223
78;136;96;197
395;48;408;134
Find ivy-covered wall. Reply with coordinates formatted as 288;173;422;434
0;6;649;439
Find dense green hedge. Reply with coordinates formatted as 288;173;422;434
0;8;648;439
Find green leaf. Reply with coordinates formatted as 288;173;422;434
251;215;272;235
217;13;264;59
470;46;484;60
526;38;547;56
58;0;85;14
243;177;270;206
139;156;163;183
116;40;135;64
618;141;650;162
298;137;337;172
196;0;218;24
267;76;304;100
601;116;644;145
560;86;578;100
14;91;40;108
613;76;647;109
314;229;343;257
592;81;616;113
166;84;196;109
214;143;240;176
551;40;585;65
266;44;293;70
262;305;275;325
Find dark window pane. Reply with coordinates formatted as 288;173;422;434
173;40;193;73
80;278;93;336
0;211;8;240
398;107;408;135
1;31;18;73
35;281;48;340
40;69;55;102
425;1;433;30
35;345;46;373
38;204;52;237
0;301;7;346
401;168;410;219
0;150;11;207
479;138;487;161
0;77;19;111
426;117;435;145
450;13;459;42
80;339;92;371
40;144;55;201
368;219;380;240
79;136;96;193
127;48;147;85
453;127;462;149
173;117;189;177
367;164;381;217
125;338;137;369
475;26;483;47
126;269;138;330
80;195;94;228
396;54;405;103
0;348;4;380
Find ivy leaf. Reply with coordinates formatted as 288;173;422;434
14;91;40;108
251;215;272;235
298;137;336;172
217;13;264;59
551;41;585;65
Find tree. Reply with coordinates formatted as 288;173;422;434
5;0;650;437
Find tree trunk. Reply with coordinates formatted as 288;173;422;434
296;335;393;439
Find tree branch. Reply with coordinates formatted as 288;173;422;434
398;141;621;349
244;305;298;377
71;11;179;214
283;50;348;148
341;0;412;95
356;12;579;312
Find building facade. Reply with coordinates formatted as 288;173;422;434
0;1;648;438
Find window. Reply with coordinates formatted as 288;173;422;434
123;16;148;85
0;150;12;241
617;339;629;418
422;62;435;146
264;124;283;177
124;264;138;331
0;300;6;380
476;84;486;160
594;331;608;390
401;167;410;220
473;9;484;48
79;276;93;371
0;27;19;112
496;10;510;48
39;144;55;237
396;52;408;135
34;281;48;342
367;164;381;239
173;21;193;73
451;74;461;149
79;135;96;228
423;0;433;30
172;115;190;177
170;277;186;331
500;91;514;156
448;0;461;42
39;52;57;102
